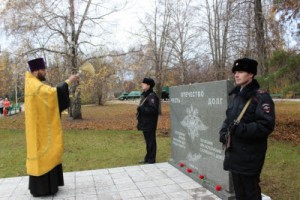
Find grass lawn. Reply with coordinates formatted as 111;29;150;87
0;129;171;178
261;139;300;200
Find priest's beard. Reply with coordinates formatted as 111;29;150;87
37;72;46;81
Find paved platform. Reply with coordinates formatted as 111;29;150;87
0;162;272;200
0;163;221;200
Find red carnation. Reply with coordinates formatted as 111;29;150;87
187;168;193;173
199;175;204;179
215;185;222;191
179;162;185;167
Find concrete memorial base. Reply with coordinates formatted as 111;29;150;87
169;160;272;200
169;160;235;200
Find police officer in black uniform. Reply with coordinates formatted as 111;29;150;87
137;77;159;164
219;58;275;200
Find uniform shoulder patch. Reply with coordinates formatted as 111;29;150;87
262;103;271;113
257;89;266;94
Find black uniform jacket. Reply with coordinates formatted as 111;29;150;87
219;79;275;175
137;88;159;132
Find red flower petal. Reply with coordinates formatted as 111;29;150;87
215;185;222;191
187;168;192;173
199;175;204;179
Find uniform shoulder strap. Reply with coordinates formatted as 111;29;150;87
236;97;253;123
139;96;148;106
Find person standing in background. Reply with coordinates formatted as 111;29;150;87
25;58;78;197
137;77;159;164
3;97;10;115
0;98;3;115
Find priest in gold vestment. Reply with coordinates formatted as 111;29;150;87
25;58;78;197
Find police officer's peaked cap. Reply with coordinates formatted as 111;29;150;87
28;58;46;72
142;77;155;88
232;58;258;75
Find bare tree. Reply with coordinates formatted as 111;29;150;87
168;0;199;84
0;0;125;119
254;0;268;75
0;52;13;97
265;2;285;52
197;0;233;80
138;0;174;108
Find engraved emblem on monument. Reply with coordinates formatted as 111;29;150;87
187;152;202;162
181;104;208;140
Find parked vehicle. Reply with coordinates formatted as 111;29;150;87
118;86;169;101
161;86;169;101
118;92;129;100
127;91;142;100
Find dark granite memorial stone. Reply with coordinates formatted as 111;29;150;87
169;80;235;199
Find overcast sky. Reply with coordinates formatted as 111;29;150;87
1;1;298;53
0;0;153;52
106;0;153;50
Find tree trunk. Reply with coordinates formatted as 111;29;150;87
69;0;82;119
155;77;163;115
254;0;267;75
71;88;82;119
98;94;102;105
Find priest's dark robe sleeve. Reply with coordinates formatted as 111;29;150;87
56;82;70;113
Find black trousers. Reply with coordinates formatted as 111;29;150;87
232;172;262;200
142;130;157;163
29;164;64;197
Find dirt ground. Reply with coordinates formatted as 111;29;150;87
271;101;300;144
0;100;299;144
61;100;300;144
61;101;171;136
